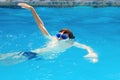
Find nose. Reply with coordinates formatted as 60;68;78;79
57;34;63;40
58;35;62;40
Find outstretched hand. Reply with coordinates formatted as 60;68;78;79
18;3;32;9
84;52;98;63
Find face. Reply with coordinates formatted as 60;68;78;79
56;31;69;40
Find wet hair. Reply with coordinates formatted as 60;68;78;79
59;28;75;39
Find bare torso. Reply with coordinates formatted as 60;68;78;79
32;36;74;59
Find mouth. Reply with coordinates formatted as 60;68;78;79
58;38;62;40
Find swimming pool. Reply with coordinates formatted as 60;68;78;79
0;6;120;80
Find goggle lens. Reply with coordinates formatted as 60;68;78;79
56;34;68;39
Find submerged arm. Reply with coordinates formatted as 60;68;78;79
73;42;98;63
18;3;51;37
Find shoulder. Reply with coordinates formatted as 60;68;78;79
45;35;57;41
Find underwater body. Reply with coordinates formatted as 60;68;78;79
0;6;120;80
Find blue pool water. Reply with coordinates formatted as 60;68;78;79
0;6;120;80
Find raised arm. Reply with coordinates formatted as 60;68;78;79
73;42;98;63
18;3;51;37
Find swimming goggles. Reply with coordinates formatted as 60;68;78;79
56;33;68;39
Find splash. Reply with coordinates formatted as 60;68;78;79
0;52;27;65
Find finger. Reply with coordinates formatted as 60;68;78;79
17;3;23;6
